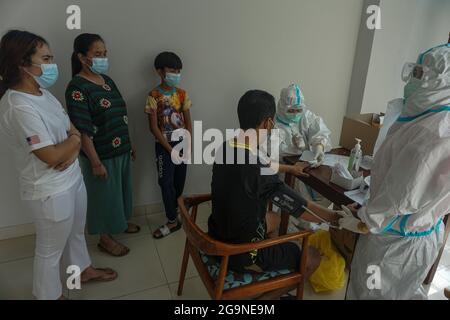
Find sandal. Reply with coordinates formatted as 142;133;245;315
81;267;118;283
97;241;130;257
124;223;141;234
153;220;182;239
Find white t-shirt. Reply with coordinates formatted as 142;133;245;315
0;89;82;200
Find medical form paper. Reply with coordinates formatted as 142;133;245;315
300;151;350;168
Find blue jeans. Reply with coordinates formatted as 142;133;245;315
155;142;187;222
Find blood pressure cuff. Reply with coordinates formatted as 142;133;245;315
269;183;307;218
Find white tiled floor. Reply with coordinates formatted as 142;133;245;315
0;201;449;300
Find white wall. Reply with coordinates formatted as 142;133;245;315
0;0;364;229
346;0;379;115
361;0;450;114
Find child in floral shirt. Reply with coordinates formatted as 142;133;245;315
145;52;192;239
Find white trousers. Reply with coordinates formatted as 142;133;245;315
24;176;91;300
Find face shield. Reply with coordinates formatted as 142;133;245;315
401;62;436;82
399;44;450;119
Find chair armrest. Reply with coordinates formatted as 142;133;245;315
221;230;313;256
182;194;212;208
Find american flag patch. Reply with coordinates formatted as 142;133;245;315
26;135;41;146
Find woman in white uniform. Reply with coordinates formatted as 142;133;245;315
0;30;117;300
347;44;450;300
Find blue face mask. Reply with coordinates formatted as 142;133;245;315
165;72;181;87
90;58;109;74
29;63;59;88
404;79;422;100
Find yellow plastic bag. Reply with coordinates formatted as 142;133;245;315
308;230;346;293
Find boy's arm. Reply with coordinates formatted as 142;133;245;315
144;94;173;153
268;182;340;226
183;109;192;136
277;162;310;177
147;111;173;154
262;170;367;233
303;200;340;225
182;109;192;160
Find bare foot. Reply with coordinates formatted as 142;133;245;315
98;234;130;257
125;222;140;233
81;265;118;283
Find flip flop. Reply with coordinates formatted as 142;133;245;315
81;268;118;283
97;242;130;257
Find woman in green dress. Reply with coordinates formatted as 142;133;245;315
65;33;138;256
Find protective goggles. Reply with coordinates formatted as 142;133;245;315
401;62;433;82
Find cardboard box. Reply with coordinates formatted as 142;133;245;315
340;114;382;156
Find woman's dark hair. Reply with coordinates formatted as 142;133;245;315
154;52;183;71
0;30;48;98
71;33;103;77
237;90;276;130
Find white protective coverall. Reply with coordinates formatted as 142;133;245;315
269;84;333;232
274;84;332;159
347;44;450;300
273;84;332;208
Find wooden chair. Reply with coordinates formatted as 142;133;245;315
177;194;313;300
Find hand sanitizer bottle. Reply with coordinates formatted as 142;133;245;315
348;138;362;172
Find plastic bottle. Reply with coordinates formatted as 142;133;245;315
348;138;362;172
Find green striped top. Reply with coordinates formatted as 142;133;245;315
65;75;131;160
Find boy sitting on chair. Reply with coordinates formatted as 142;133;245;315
208;90;364;291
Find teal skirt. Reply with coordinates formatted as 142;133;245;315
80;152;133;235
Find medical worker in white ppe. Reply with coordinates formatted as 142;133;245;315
0;30;117;300
347;44;450;300
273;84;332;209
275;84;332;164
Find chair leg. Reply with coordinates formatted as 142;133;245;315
297;236;310;300
177;239;190;296
297;278;304;300
214;256;229;300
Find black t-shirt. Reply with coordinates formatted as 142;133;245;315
208;140;307;270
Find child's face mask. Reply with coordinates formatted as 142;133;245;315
165;72;181;87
